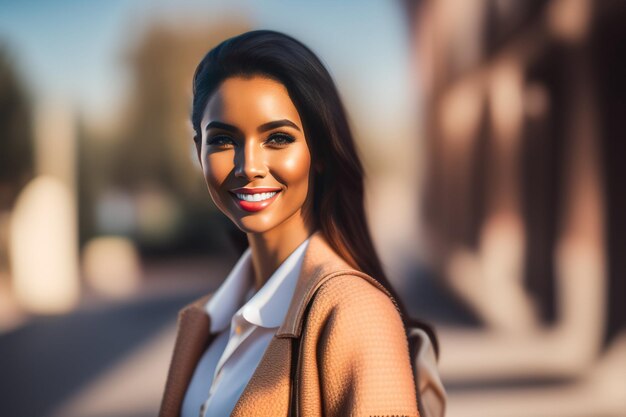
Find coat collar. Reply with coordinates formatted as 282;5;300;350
181;229;354;338
273;229;399;337
275;229;354;337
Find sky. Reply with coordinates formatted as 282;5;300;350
0;0;417;138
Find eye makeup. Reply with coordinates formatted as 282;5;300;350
207;132;296;148
264;132;296;147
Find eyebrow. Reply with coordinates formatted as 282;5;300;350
205;119;301;133
258;119;301;133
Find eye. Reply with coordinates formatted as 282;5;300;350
208;135;235;147
265;132;296;147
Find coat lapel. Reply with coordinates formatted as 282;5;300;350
158;293;214;417
229;334;293;416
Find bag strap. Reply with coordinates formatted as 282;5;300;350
288;283;316;417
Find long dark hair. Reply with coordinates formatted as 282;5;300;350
191;29;437;352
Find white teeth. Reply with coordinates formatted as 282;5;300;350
235;191;278;202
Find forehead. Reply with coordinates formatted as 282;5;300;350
202;76;303;128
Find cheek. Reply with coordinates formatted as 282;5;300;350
203;153;232;197
271;145;311;197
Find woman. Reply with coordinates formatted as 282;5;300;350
159;30;424;417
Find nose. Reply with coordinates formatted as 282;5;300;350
234;140;266;180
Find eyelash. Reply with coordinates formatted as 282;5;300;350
208;132;295;148
266;133;296;147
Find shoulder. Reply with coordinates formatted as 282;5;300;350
312;273;404;327
303;273;419;416
310;273;408;349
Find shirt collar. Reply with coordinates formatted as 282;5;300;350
205;237;311;333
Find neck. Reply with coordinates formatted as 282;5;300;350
247;210;316;291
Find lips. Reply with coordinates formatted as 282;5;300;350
229;187;282;212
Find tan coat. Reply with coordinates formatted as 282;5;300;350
158;230;420;417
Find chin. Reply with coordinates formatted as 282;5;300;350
228;204;305;235
230;214;280;235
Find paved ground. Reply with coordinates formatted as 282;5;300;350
0;255;230;417
0;293;196;417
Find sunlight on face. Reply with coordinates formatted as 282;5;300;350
199;76;313;235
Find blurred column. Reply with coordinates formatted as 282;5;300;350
478;56;537;332
9;100;80;314
549;0;606;358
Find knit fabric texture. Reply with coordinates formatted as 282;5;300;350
296;273;420;417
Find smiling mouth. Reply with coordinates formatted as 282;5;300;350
229;190;282;212
234;191;278;202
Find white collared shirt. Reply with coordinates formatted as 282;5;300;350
181;237;310;417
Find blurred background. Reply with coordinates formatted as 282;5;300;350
0;1;624;416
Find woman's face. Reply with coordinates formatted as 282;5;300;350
198;76;313;234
